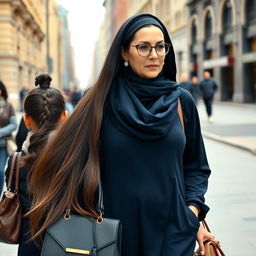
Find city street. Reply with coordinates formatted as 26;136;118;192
0;102;256;256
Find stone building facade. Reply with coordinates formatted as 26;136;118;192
0;0;76;109
0;0;45;107
187;0;256;103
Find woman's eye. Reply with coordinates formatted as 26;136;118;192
156;44;165;50
139;45;150;51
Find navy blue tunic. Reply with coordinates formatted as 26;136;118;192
100;88;210;256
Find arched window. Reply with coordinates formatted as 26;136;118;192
223;0;232;33
205;11;212;39
246;0;256;25
191;20;197;44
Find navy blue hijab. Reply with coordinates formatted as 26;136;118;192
108;14;181;140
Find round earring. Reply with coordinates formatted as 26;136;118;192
124;60;129;67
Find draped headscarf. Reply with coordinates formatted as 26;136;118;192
107;14;181;140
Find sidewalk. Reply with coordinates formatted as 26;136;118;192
197;101;256;155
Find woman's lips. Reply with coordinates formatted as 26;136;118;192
145;65;159;69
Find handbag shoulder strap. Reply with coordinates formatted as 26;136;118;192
6;152;22;192
97;181;104;215
177;98;184;131
202;219;211;232
7;152;18;190
14;152;22;192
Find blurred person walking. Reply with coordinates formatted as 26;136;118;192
5;74;67;256
200;71;218;122
179;72;193;94
0;80;17;195
71;86;82;107
191;76;201;105
19;86;29;112
25;14;214;256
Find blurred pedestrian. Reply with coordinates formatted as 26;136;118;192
0;80;17;195
5;74;67;256
71;86;82;107
19;86;29;112
200;71;218;122
26;14;214;256
63;92;73;114
15;116;29;152
179;72;193;94
191;76;201;105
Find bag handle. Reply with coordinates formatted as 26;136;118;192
65;180;104;222
177;98;184;131
14;153;22;192
96;180;104;215
201;219;211;233
7;152;18;190
201;220;226;256
6;152;22;192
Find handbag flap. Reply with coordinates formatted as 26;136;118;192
95;217;121;250
45;214;120;253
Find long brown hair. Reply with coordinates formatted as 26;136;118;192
27;42;123;239
28;13;177;240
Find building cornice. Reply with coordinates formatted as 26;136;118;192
0;50;19;60
10;0;45;41
0;16;16;25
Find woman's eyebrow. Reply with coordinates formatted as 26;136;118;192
136;40;165;44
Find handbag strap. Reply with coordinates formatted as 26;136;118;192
202;220;226;256
97;180;104;215
7;152;18;190
14;152;22;192
6;152;22;192
65;180;104;219
202;219;211;233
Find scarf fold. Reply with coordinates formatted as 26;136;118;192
108;68;181;140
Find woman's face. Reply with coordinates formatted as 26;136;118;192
122;25;166;79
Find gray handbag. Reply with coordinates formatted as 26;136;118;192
40;183;122;256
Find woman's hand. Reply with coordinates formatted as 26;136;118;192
188;206;216;255
196;223;215;255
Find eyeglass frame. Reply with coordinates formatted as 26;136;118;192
130;42;171;57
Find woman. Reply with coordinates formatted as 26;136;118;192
5;74;67;255
27;14;213;256
0;80;17;195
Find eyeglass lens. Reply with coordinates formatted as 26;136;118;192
137;43;169;56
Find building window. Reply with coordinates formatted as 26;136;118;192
246;0;256;25
191;21;197;44
205;11;212;39
223;0;232;33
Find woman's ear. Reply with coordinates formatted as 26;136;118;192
60;110;68;122
121;47;128;62
23;114;38;131
23;114;32;129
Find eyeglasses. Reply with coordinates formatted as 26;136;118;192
130;43;170;57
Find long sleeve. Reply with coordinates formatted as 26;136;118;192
180;90;211;221
0;115;17;138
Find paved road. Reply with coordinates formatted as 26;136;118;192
203;138;256;256
197;101;256;154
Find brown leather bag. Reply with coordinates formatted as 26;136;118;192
194;220;225;256
0;152;22;244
